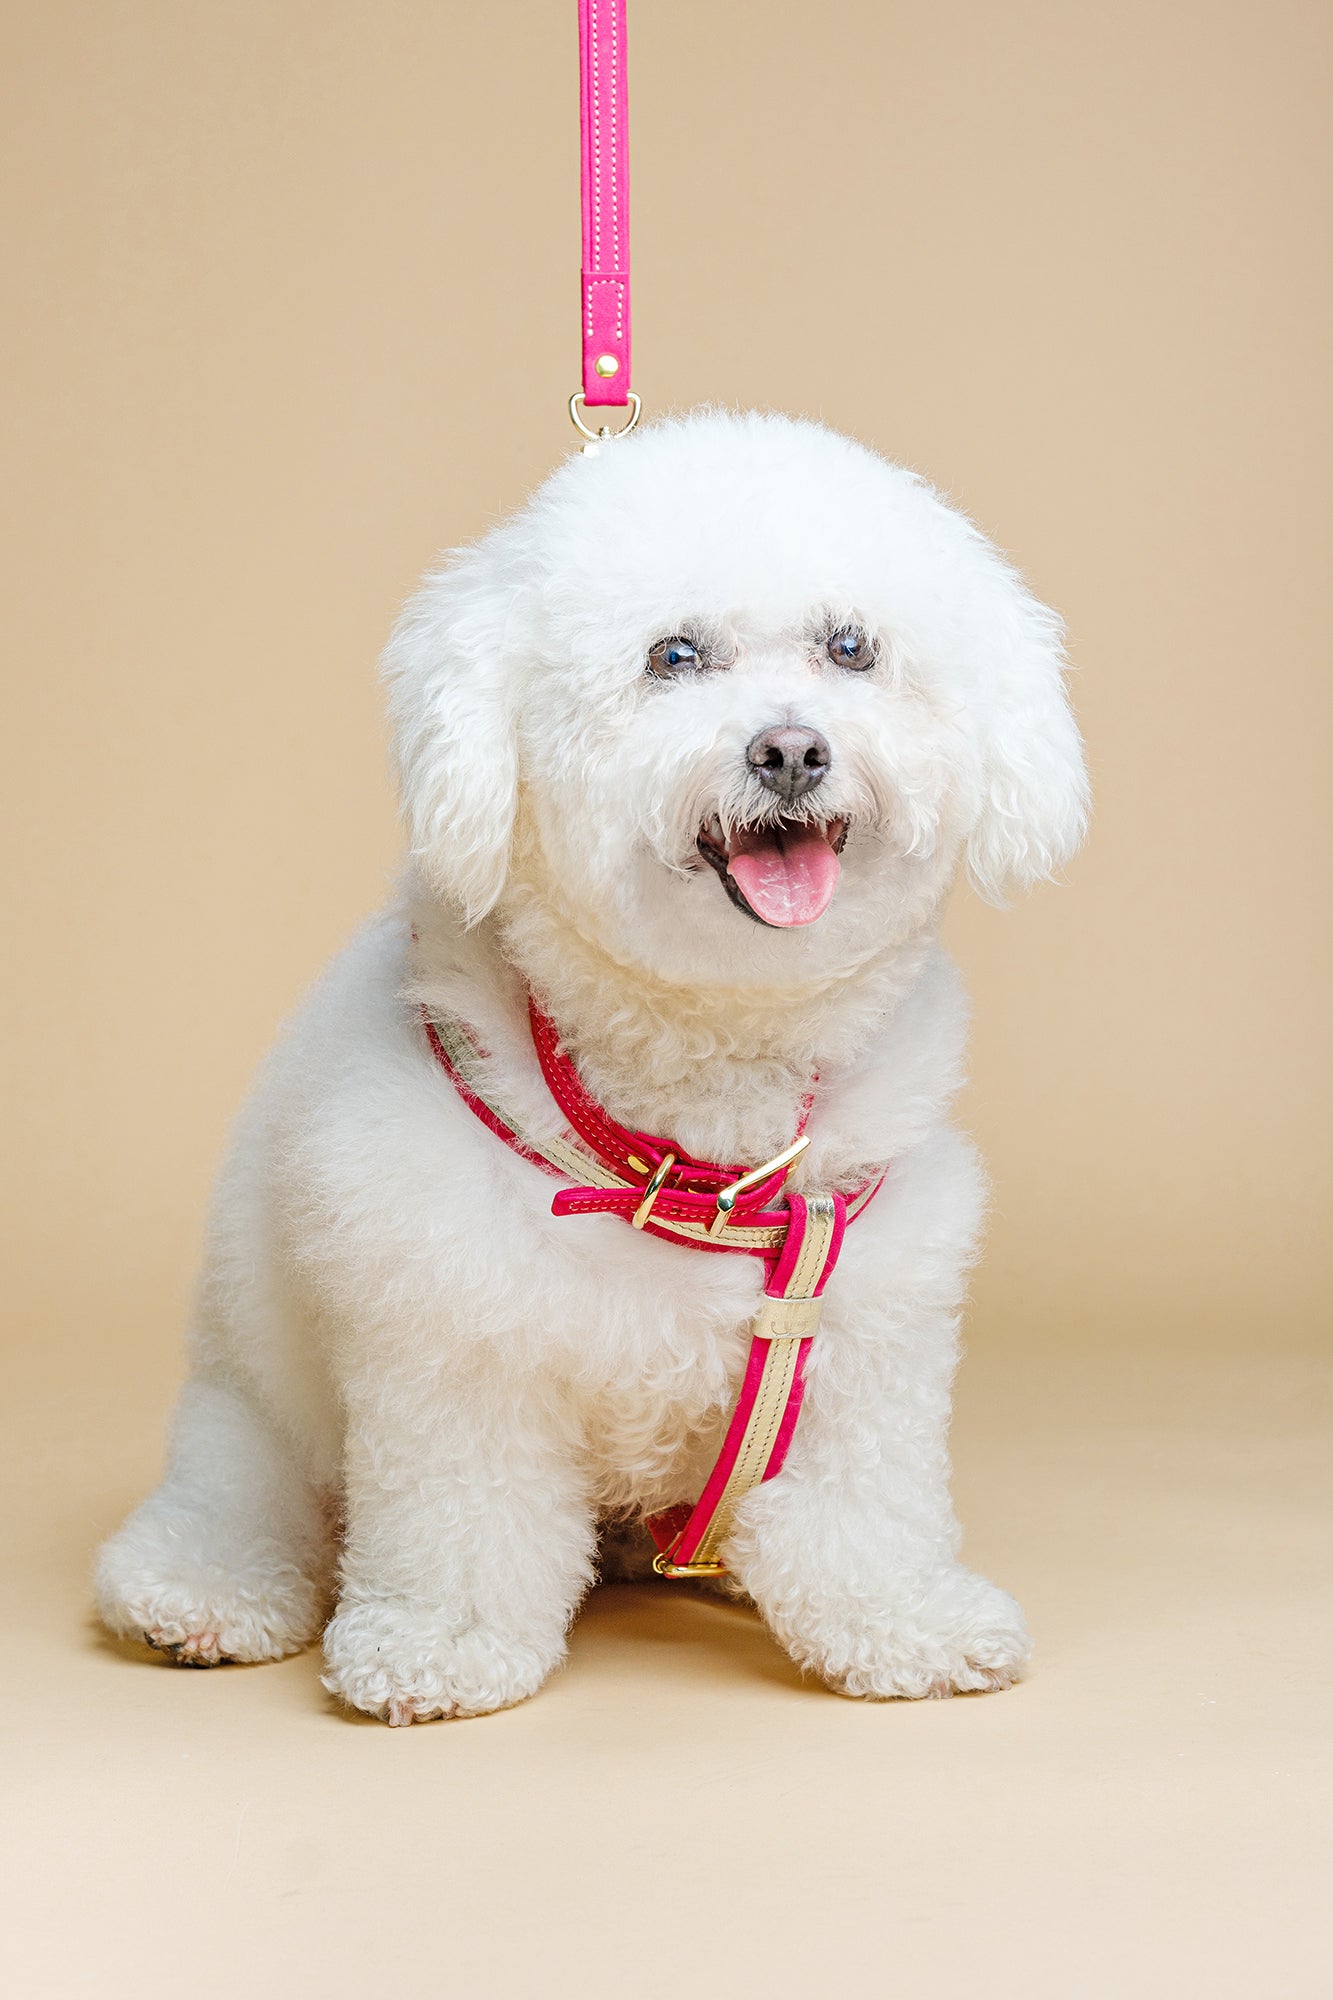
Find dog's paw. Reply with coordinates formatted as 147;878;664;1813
774;1565;1031;1701
321;1600;563;1724
146;1626;226;1667
95;1525;327;1666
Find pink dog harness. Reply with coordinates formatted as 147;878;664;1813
423;999;884;1577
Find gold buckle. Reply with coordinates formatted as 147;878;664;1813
708;1134;811;1238
631;1152;676;1230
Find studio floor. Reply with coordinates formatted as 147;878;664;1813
4;1328;1328;1999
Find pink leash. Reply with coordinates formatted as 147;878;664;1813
571;0;641;447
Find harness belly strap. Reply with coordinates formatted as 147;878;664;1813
421;1000;881;1579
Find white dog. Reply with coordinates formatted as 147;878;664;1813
96;409;1087;1722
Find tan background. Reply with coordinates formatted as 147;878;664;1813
2;2;1329;1994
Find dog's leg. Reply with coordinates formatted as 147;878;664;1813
321;1359;595;1725
95;1371;335;1666
729;1137;1032;1700
733;1333;1030;1699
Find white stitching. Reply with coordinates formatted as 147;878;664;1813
584;277;624;348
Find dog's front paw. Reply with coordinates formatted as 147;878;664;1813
95;1522;327;1666
772;1565;1031;1700
321;1600;563;1725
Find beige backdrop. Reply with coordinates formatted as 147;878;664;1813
2;4;1329;1996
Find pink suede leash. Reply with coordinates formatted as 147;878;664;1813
421;999;884;1579
578;0;631;407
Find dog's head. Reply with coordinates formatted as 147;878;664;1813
385;411;1087;985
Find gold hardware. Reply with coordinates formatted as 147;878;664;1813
653;1548;727;1579
626;1153;650;1174
569;389;643;454
631;1152;676;1230
708;1134;811;1237
594;353;620;377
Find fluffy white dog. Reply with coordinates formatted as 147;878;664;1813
96;409;1087;1722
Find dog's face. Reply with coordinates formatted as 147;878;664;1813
386;412;1087;986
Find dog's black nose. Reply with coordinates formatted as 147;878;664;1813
746;725;831;801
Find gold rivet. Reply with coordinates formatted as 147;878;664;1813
594;353;620;378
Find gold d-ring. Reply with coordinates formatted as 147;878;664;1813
653;1548;728;1578
631;1152;676;1230
569;390;642;451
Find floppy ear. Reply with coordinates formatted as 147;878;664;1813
380;549;519;924
963;562;1089;906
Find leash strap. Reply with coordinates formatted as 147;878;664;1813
578;0;631;407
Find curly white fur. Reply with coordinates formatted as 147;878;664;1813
96;410;1087;1721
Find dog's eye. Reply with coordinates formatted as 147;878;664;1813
647;635;704;678
826;627;875;670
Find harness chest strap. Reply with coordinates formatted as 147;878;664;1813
421;1002;879;1578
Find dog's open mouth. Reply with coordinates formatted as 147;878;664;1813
697;814;847;927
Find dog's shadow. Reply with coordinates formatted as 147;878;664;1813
565;1578;816;1700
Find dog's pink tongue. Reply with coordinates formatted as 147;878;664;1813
728;823;840;926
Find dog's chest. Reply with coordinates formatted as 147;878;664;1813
526;1220;762;1501
511;1192;764;1388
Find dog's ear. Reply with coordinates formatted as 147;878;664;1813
381;550;519;924
963;561;1089;906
